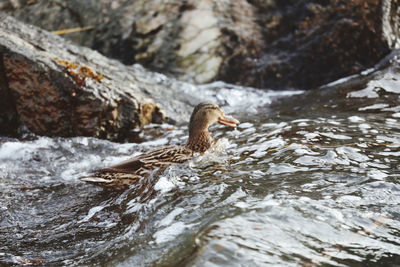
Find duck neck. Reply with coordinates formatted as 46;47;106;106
186;129;214;153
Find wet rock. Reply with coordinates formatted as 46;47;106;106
0;0;263;85
270;48;400;117
2;0;398;90
246;0;397;89
0;14;194;141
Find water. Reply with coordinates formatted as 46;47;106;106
1;68;400;266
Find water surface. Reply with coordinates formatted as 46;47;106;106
1;72;400;266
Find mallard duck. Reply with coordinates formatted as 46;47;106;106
80;103;239;189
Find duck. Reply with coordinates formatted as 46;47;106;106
80;102;239;190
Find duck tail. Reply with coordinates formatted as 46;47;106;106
79;175;113;184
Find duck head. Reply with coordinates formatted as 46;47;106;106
186;103;239;152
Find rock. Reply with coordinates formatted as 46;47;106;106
0;53;19;136
2;0;398;90
246;0;397;89
269;48;400;117
1;0;263;85
0;14;194;141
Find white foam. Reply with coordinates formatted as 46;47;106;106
320;132;352;140
0;138;54;161
240;137;285;159
78;206;105;223
347;87;379;98
193;81;303;114
294;148;319;156
154;176;176;193
267;163;309;174
359;104;390;111
392;113;400;118
294;151;350;166
348;71;400;99
335;147;369;162
157;208;185;227
358;123;371;129
368;169;388;180
191;138;231;165
379;151;400;156
348;116;365;122
337;195;362;204
292;119;310;123
297;122;309;127
238;122;254;129
78;138;89;146
153;222;188;244
383;106;400;112
61;154;102;180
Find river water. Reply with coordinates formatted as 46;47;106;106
1;65;400;266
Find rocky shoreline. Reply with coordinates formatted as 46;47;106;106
0;0;399;140
2;0;398;89
0;14;192;140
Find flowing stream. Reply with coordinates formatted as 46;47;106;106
1;66;400;266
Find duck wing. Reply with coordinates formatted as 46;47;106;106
80;145;193;189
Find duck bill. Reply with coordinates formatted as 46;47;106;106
218;115;239;128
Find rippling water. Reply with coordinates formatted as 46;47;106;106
1;70;400;266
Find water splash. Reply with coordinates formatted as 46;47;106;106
1;72;400;265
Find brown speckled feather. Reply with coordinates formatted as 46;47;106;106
80;102;239;190
80;145;193;190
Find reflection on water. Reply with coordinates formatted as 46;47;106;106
1;72;400;266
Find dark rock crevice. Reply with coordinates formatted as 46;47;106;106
0;51;19;136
